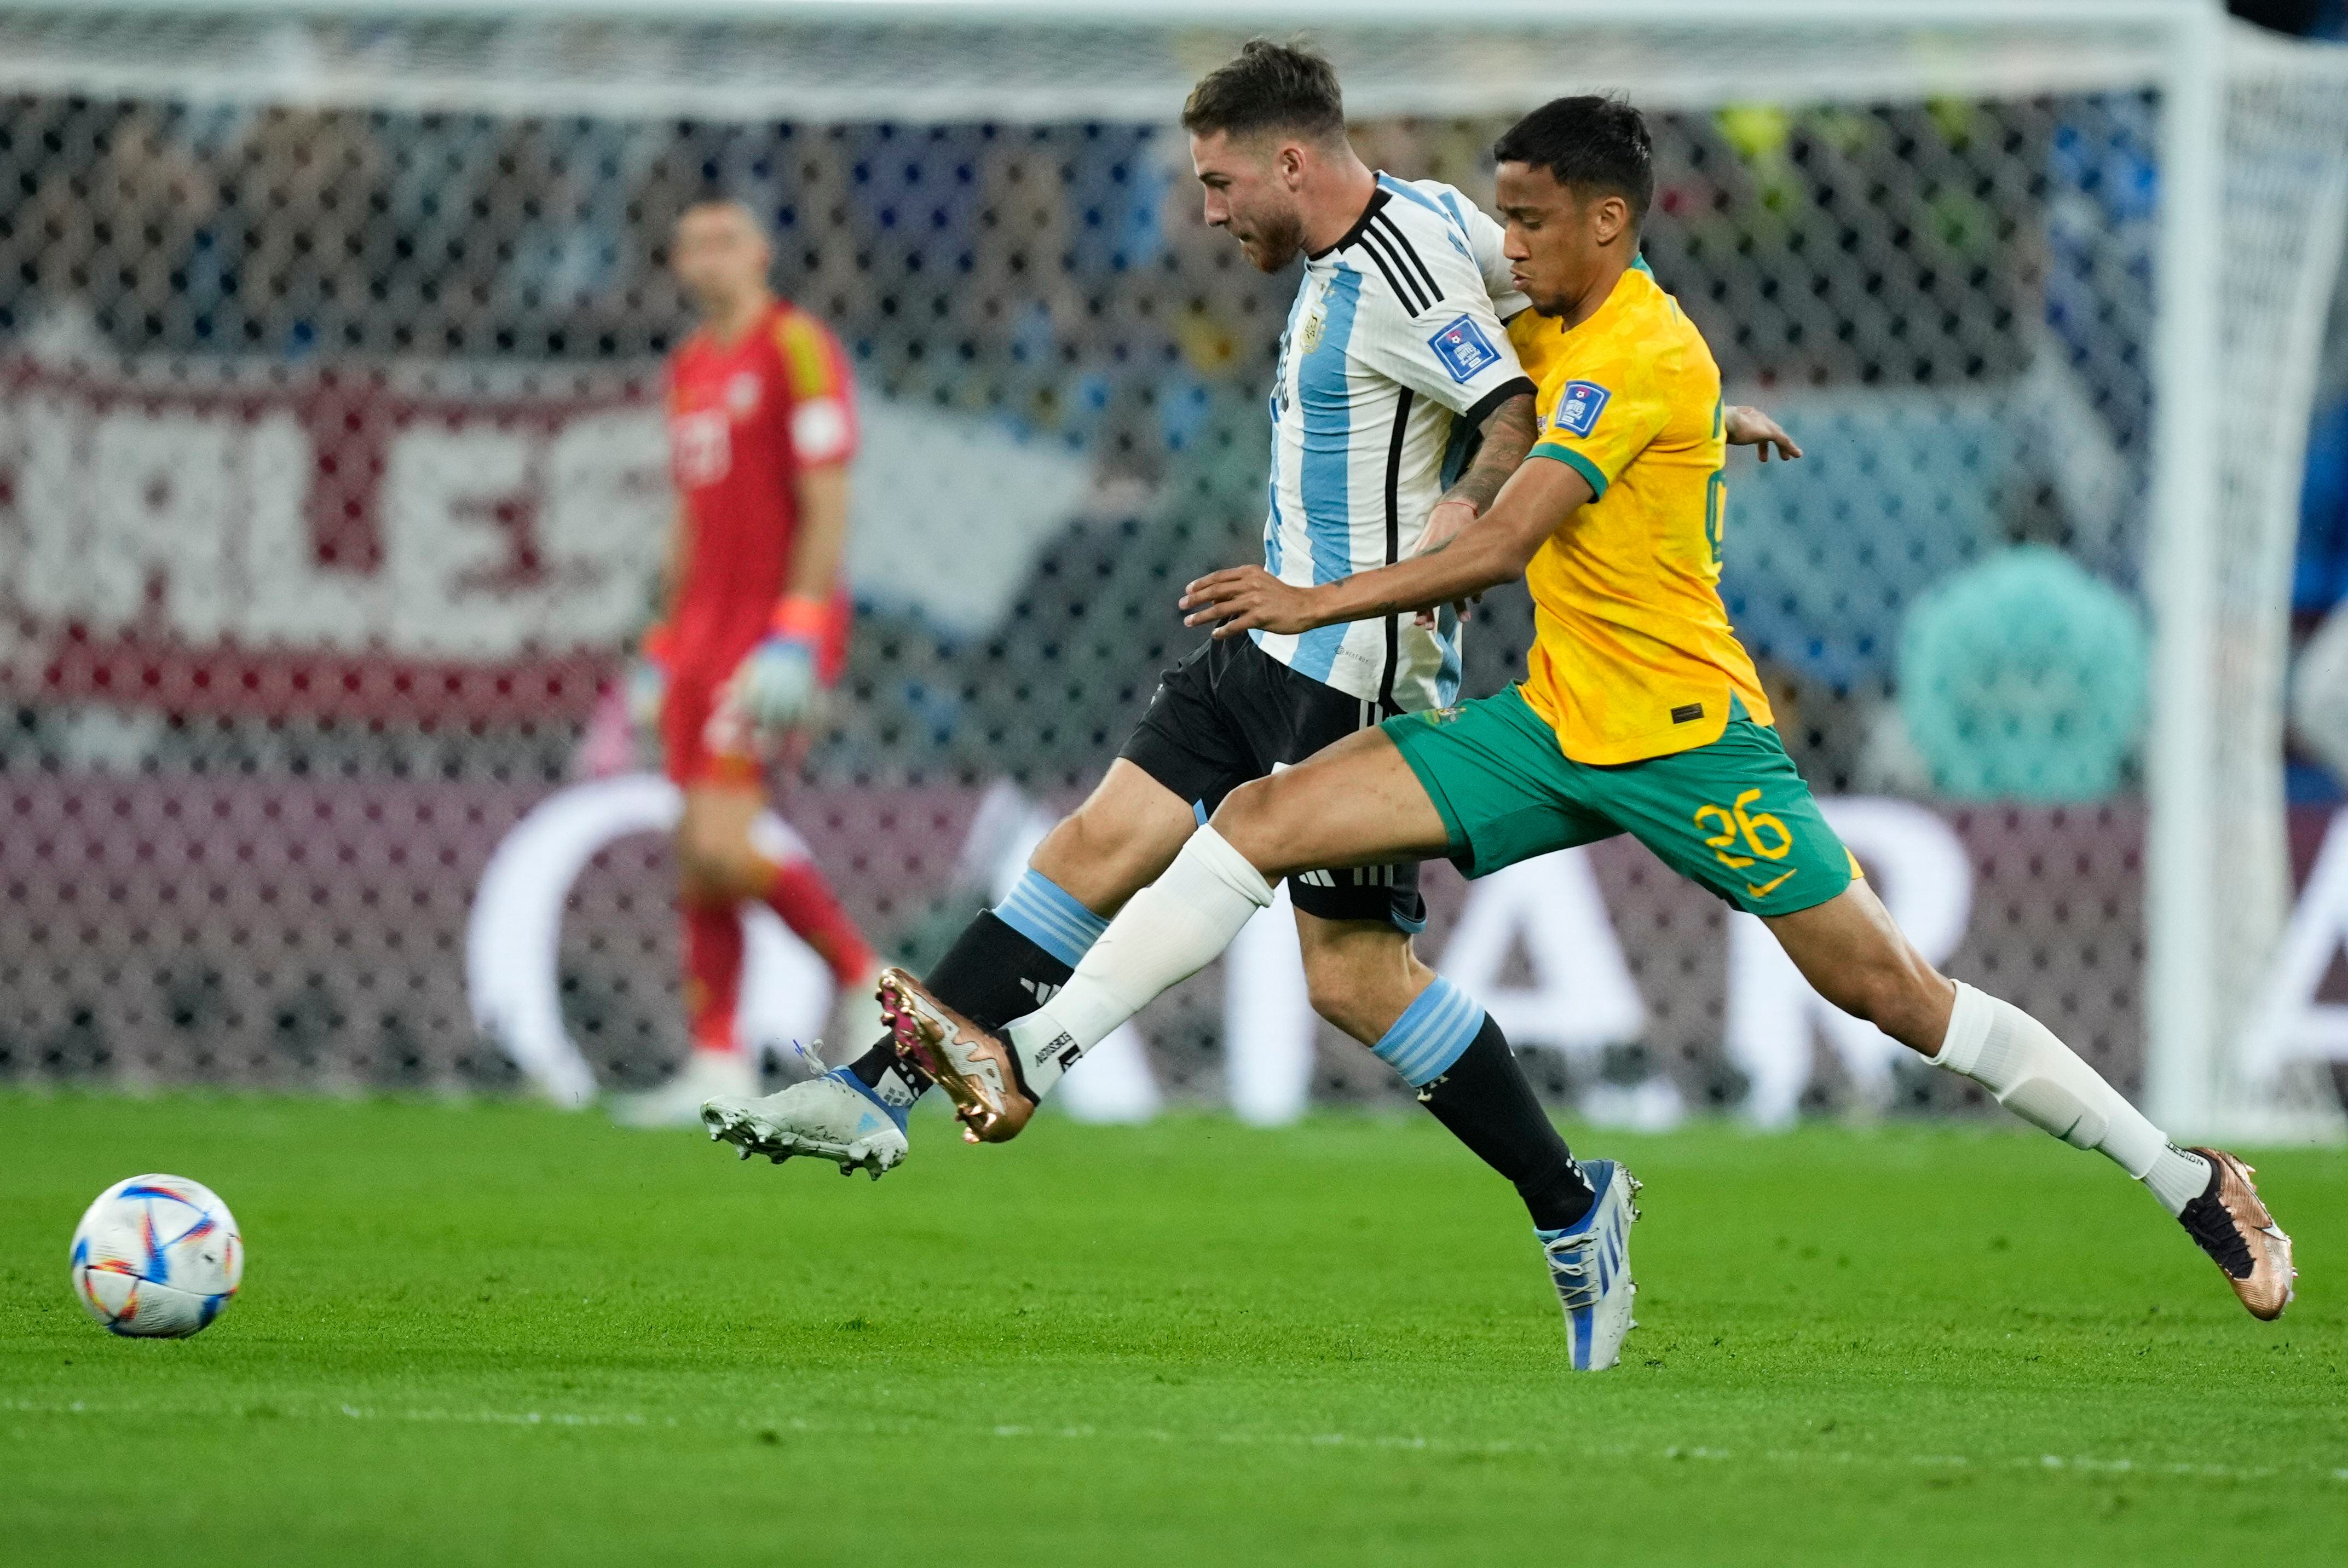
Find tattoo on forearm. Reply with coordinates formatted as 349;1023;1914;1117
1438;394;1538;515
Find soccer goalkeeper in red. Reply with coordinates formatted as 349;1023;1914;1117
611;199;881;1129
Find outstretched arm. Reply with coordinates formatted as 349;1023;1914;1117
1182;456;1596;638
1182;403;1804;638
1410;401;1791;563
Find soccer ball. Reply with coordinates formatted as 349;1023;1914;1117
70;1174;243;1338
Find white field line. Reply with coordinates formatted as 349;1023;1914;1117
3;1397;2343;1486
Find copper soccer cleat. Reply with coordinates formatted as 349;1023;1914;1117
2180;1146;2296;1321
875;967;1036;1144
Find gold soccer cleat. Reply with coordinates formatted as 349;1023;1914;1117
2179;1147;2296;1321
876;967;1037;1144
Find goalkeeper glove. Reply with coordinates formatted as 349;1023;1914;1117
728;596;829;738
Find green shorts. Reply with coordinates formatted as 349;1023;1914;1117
1384;686;1857;916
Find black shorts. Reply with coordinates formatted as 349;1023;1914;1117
1120;635;1425;931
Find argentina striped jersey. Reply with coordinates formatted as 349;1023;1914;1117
1254;173;1536;712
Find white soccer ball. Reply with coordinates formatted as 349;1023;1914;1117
70;1174;244;1338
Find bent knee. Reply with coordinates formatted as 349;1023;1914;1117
1207;776;1290;862
1042;802;1169;892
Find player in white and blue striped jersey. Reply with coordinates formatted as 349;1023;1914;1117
1254;165;1534;714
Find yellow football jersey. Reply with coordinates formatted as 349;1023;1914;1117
1508;262;1773;765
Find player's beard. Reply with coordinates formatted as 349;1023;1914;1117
1234;205;1307;273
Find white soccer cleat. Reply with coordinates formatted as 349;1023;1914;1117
1537;1158;1641;1371
701;1068;909;1179
610;1048;758;1130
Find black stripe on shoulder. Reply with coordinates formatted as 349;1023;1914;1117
1349;230;1427;316
1372;212;1443;306
1362;225;1427;314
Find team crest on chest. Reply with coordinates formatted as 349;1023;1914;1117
1300;305;1327;355
726;371;763;417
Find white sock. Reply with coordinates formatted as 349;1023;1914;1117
1934;982;2210;1216
1009;827;1273;1097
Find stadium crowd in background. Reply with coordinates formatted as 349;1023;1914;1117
18;91;2347;805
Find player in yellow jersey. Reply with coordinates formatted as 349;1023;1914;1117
867;97;2295;1369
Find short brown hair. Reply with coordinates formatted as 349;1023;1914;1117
1180;39;1346;145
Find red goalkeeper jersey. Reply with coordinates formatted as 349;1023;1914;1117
665;298;857;682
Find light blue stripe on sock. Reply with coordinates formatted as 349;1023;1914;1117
1373;977;1485;1087
994;868;1109;970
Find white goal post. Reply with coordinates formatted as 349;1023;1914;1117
4;0;2346;1135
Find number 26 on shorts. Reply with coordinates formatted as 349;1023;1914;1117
1694;788;1792;872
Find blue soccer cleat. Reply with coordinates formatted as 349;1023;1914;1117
1536;1158;1641;1370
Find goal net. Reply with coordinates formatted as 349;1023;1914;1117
0;1;2343;1136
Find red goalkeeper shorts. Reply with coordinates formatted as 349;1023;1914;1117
661;660;762;788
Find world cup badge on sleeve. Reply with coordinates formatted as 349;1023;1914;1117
1428;314;1502;383
1553;381;1611;437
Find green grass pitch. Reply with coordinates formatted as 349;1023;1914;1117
2;1092;2343;1565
